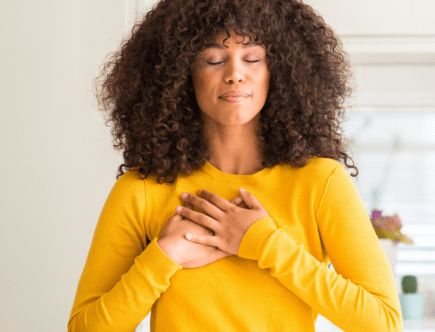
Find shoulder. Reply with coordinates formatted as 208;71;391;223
275;156;346;192
279;156;345;194
118;167;145;181
110;168;147;199
305;158;358;203
299;156;344;179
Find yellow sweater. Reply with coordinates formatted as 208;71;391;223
68;157;403;332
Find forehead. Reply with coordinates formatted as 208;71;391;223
202;40;264;51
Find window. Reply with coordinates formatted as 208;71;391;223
343;108;435;278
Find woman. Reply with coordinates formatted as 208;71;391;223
68;0;403;331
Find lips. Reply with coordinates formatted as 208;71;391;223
220;95;249;103
220;90;250;98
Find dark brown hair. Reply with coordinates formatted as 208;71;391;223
94;0;359;184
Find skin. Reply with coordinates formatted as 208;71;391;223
157;30;270;266
190;29;271;175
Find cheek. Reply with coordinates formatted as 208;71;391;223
261;71;271;94
195;73;214;96
202;74;213;90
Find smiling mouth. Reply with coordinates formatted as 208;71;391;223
220;96;249;103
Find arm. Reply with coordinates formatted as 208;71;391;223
237;166;403;332
68;170;182;332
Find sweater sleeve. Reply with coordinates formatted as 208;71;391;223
238;166;403;332
68;171;182;332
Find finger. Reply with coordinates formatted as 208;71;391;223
234;197;243;205
237;202;248;209
185;233;235;255
196;190;230;213
180;203;193;221
238;188;262;210
185;232;219;248
177;204;217;230
182;192;222;220
229;198;237;205
229;197;243;205
238;202;249;209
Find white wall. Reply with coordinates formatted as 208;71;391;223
1;1;434;331
0;1;125;331
304;0;435;36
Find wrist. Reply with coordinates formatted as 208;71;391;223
157;238;180;264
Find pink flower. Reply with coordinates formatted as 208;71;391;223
370;210;402;232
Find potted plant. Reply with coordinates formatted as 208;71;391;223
369;209;413;272
399;275;425;320
362;134;412;270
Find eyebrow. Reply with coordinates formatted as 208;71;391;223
202;41;264;50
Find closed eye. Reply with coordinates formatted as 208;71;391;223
207;60;260;65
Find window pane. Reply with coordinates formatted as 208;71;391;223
344;110;435;277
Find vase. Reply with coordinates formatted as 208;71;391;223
378;239;399;272
399;293;425;319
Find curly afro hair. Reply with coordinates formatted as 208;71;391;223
94;0;359;184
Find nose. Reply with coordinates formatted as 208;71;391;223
224;66;245;83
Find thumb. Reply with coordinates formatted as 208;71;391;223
239;187;257;209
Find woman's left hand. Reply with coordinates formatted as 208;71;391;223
176;188;270;256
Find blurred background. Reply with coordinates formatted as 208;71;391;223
1;0;434;331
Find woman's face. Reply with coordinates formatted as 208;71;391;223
190;30;271;126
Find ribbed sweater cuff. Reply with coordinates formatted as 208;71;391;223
140;237;183;278
238;216;278;261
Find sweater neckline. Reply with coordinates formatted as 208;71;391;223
202;160;274;184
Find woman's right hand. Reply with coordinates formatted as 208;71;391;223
157;198;248;269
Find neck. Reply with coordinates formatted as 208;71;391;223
203;120;265;175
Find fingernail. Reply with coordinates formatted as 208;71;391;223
235;197;242;204
240;187;247;192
